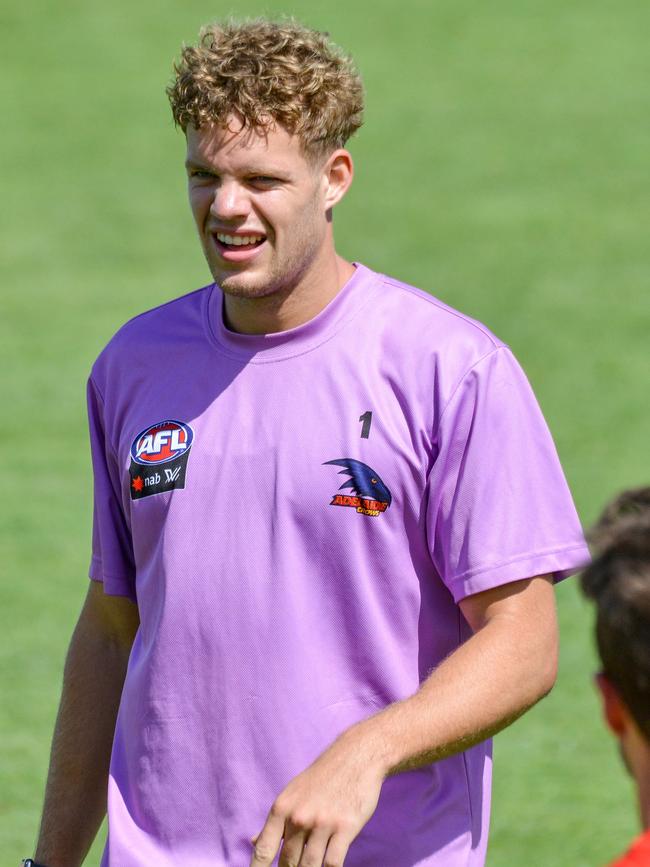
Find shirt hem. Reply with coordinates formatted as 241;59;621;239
89;560;137;601
449;543;591;602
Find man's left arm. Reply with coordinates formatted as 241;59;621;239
250;574;558;867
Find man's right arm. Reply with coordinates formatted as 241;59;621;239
33;580;139;867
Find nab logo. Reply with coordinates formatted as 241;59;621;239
130;421;194;466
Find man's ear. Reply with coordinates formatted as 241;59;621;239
322;149;354;211
595;672;629;736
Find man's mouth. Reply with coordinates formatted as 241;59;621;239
211;231;267;263
215;232;265;250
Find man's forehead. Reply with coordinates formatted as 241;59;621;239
185;120;301;165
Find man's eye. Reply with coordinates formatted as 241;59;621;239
250;176;278;185
190;170;215;179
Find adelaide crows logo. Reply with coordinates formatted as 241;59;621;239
324;459;392;517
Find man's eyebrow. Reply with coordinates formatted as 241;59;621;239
221;161;281;173
184;158;212;170
241;165;291;178
183;158;291;177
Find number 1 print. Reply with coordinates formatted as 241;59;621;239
359;411;372;439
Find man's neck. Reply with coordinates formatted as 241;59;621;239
223;253;355;336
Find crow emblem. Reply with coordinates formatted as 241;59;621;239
324;458;392;516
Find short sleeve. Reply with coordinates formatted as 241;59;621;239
87;377;137;601
426;347;589;602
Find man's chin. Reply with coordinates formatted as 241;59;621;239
216;277;273;298
216;274;273;299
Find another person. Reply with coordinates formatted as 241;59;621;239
583;487;650;866
26;19;589;867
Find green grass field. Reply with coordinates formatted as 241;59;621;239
2;0;649;863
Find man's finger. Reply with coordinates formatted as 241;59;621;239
278;823;307;866
249;811;285;866
298;827;332;867
322;831;352;867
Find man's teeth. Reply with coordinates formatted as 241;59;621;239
216;233;264;246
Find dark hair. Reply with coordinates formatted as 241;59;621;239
587;486;650;553
581;490;650;740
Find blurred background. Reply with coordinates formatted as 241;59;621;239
1;0;649;863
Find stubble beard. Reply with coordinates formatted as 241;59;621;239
214;252;297;300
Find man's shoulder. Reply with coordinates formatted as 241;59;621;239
104;284;211;350
361;264;506;360
90;284;212;381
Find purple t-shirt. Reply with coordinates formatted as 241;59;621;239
88;263;588;866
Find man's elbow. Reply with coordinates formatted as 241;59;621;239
539;655;558;699
534;636;559;701
518;616;559;706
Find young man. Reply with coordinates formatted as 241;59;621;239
27;19;589;867
583;489;650;867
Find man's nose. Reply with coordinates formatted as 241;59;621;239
210;180;249;222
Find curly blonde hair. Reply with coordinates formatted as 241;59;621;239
167;19;364;157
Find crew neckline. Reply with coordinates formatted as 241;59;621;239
205;262;378;362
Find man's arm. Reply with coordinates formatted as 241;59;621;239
251;574;558;867
33;581;139;867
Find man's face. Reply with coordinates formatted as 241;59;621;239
185;121;331;299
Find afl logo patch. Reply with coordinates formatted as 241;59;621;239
129;420;194;500
131;420;194;465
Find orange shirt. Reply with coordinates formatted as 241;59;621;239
610;830;650;866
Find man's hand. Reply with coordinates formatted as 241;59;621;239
250;575;557;866
250;729;385;867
